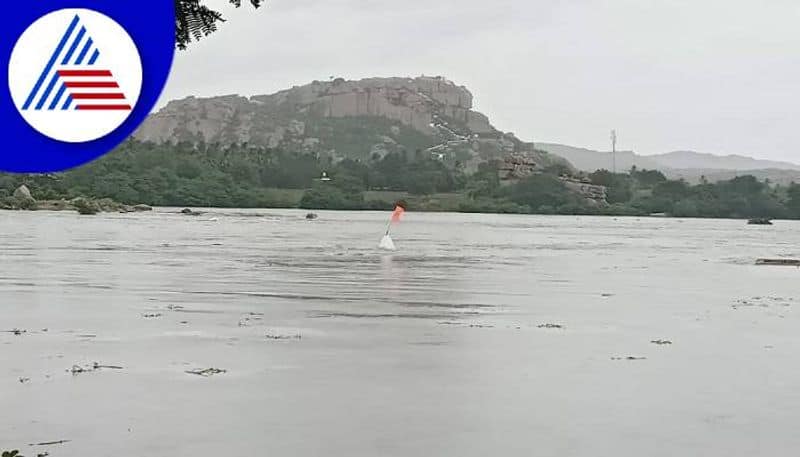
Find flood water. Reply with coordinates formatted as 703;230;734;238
1;209;799;456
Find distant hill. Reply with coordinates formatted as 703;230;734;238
649;150;800;171
536;142;800;184
534;143;662;172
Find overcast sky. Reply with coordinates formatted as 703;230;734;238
161;0;800;162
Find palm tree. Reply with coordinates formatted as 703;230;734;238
175;0;263;49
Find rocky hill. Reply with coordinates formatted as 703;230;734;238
135;76;571;173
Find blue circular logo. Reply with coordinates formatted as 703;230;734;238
2;1;175;172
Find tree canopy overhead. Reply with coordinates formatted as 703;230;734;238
175;0;263;49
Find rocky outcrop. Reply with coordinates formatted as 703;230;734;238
1;190;152;214
134;76;574;173
13;185;33;201
10;185;37;209
498;155;539;181
560;177;608;205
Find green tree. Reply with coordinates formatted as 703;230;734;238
504;174;577;211
788;183;800;218
588;169;633;204
653;179;691;201
631;168;667;188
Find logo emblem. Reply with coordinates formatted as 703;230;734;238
8;8;142;143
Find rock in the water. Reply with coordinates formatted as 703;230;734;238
305;212;318;220
37;199;70;211
181;208;203;216
72;198;100;215
133;204;153;212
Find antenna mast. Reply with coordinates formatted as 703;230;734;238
610;130;617;173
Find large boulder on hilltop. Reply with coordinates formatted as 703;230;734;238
13;185;33;201
12;185;36;210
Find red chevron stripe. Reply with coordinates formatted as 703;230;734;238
65;81;119;88
58;70;113;77
71;93;126;100
76;104;132;110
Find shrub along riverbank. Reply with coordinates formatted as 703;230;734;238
1;140;799;219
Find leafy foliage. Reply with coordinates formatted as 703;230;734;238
175;0;263;49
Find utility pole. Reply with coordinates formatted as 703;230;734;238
610;130;617;174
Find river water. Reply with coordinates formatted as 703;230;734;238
1;209;799;456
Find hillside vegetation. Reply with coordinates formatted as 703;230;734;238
2;140;799;219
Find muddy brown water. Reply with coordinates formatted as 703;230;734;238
1;209;799;456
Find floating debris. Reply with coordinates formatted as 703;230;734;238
437;321;463;326
756;258;800;266
69;362;123;375
537;323;564;329
238;312;264;327
468;324;494;328
28;440;70;446
265;333;302;340
611;356;647;361
305;213;318;220
651;339;673;345
185;368;226;377
3;329;26;336
92;362;123;370
166;304;185;311
732;296;793;310
748;218;773;225
19;377;30;384
601;293;614;298
142;313;162;319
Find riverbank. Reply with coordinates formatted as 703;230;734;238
2;184;797;221
0;185;152;214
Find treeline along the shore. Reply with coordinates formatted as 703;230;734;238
1;140;799;219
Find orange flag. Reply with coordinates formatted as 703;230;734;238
391;205;405;223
